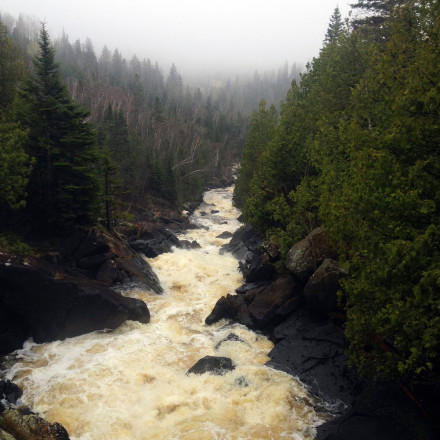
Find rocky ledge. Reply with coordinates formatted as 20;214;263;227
0;226;162;356
208;225;440;440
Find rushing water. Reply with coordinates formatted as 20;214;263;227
3;187;325;440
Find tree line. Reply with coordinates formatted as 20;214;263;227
234;0;440;385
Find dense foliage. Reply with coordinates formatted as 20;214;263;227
0;11;301;233
235;1;440;384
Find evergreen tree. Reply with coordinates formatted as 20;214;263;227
20;23;102;229
324;6;343;44
234;99;277;209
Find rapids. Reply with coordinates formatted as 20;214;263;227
3;186;325;440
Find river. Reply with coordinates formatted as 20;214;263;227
3;186;325;440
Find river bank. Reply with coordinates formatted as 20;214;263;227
1;186;323;440
1;184;439;439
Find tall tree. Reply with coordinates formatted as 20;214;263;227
324;7;343;44
20;23;102;229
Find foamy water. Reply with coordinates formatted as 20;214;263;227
3;187;324;440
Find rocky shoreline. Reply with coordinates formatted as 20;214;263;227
1;195;439;439
209;224;440;440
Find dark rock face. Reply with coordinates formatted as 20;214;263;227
0;255;150;355
239;253;277;284
0;408;70;440
187;356;235;375
268;307;362;409
316;381;439;440
303;259;347;317
219;224;262;261
62;227;162;293
0;380;23;405
205;277;302;330
216;231;234;240
285;228;337;284
129;228;182;258
179;240;201;250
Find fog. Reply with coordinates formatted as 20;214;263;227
1;0;353;75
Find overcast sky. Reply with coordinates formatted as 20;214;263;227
1;0;354;75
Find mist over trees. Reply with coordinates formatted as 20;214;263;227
235;1;440;385
0;10;301;233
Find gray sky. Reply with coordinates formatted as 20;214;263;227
1;0;353;75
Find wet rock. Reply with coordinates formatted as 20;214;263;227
219;224;262;261
62;227;162;293
216;231;234;239
235;281;270;294
0;408;70;440
267;307;362;408
316;381;440;440
0;255;151;354
214;333;248;350
247;276;302;328
285;228;337;284
303;259;348;318
187;356;235;375
239;253;277;284
129;228;182;259
206;277;302;331
179;240;201;249
0;381;22;405
205;295;243;325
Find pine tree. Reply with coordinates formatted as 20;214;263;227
20;23;102;229
324;7;343;44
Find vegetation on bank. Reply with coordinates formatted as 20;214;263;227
234;0;440;385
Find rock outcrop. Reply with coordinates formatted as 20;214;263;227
0;254;150;355
187;356;235;375
207;225;439;439
0;408;70;440
61;227;162;293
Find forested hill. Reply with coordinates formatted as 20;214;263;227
0;11;301;237
235;1;440;387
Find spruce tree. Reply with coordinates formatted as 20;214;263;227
20;23;101;230
324;7;343;44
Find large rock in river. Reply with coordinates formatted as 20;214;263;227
0;255;150;355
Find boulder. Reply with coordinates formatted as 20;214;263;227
0;255;150;355
219;224;262;261
0;408;70;440
303;259;348;317
285;228;337;284
0;381;23;405
179;240;201;250
239;253;276;284
205;277;302;331
187;356;235;375
247;276;302;328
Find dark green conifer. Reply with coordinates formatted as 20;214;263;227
20;23;101;229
